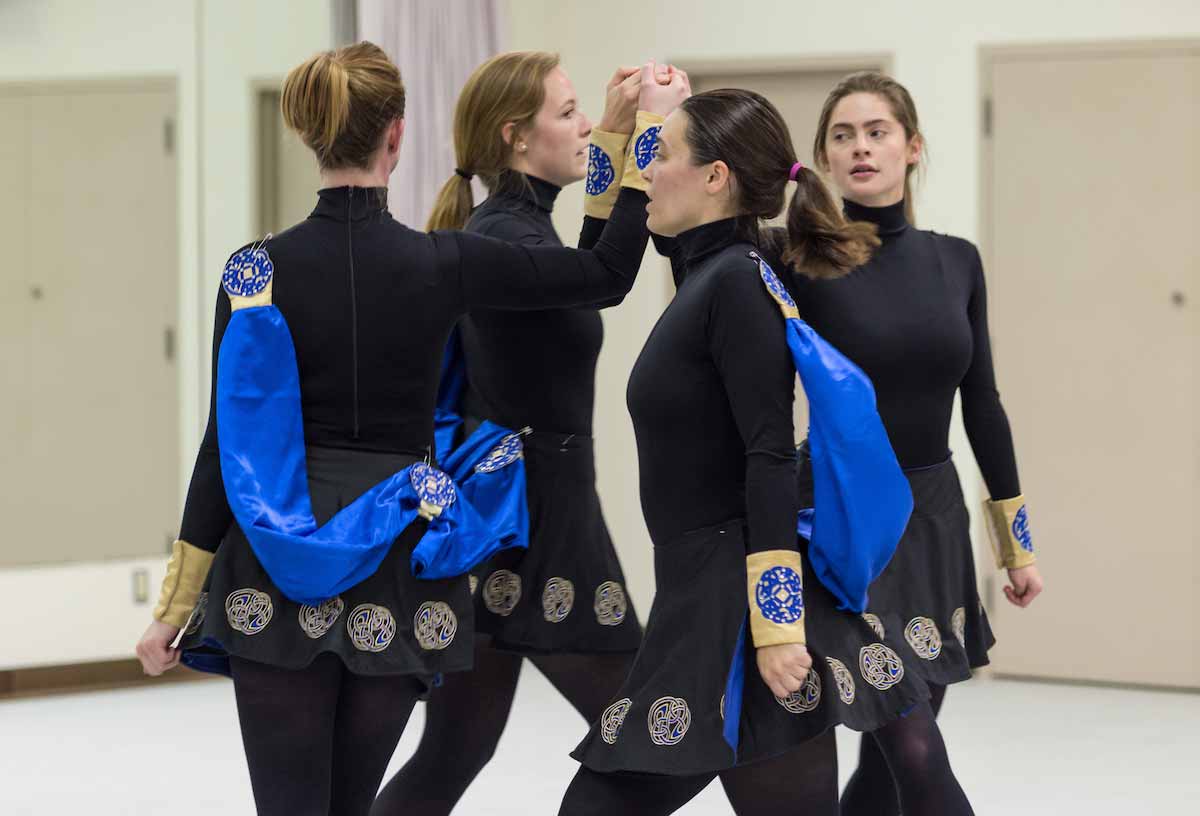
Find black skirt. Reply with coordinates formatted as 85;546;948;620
571;520;929;777
180;446;474;690
470;431;642;654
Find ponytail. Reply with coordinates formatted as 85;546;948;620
783;166;879;280
426;174;475;231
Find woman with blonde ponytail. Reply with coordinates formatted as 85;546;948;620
134;41;686;816
374;52;676;816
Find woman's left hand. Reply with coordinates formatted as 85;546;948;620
1004;564;1044;608
597;66;642;134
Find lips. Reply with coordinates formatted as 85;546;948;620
850;163;877;178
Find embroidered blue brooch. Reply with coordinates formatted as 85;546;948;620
1012;506;1033;553
586;144;616;196
634;126;661;171
756;566;804;624
222;246;274;298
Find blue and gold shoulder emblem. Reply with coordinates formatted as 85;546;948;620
475;434;524;474
222;245;274;298
410;463;457;520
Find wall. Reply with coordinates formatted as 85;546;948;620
508;0;1200;612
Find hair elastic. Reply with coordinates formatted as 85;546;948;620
455;168;474;181
788;161;805;182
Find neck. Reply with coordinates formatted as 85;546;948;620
321;161;391;190
843;186;904;209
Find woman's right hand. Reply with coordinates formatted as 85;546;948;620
756;642;812;699
136;619;182;676
597;66;642;134
637;60;690;118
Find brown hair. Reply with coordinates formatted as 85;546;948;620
425;50;561;231
679;89;879;280
280;41;406;170
812;71;924;224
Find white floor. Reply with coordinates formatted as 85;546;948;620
1;670;1196;815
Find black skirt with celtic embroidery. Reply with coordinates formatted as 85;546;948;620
179;447;473;688
469;432;642;654
571;520;931;777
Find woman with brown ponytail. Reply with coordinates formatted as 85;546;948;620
786;70;1042;816
373;53;669;816
558;89;930;816
133;42;685;816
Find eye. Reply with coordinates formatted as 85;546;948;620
870;129;887;139
832;132;847;142
562;108;575;119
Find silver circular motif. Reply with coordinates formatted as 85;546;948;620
468;575;479;596
483;570;521;616
474;434;523;474
647;696;691;746
904;616;943;661
827;657;856;705
184;592;208;636
951;607;967;649
542;577;575;623
347;603;397;653
776;668;822;713
593;581;628;627
298;596;344;640
862;612;885;639
859;643;905;690
225;588;273;635
413;601;457;651
600;698;633;745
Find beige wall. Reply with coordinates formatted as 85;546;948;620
508;0;1200;612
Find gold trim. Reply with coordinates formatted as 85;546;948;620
983;495;1037;570
746;549;807;647
584;129;631;220
153;539;215;628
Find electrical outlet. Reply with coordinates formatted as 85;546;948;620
132;568;150;604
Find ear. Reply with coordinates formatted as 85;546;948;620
705;160;731;196
906;132;923;166
388;118;405;154
501;121;517;147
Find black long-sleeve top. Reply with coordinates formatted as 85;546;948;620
784;199;1020;499
459;175;615;435
627;219;798;554
178;185;649;552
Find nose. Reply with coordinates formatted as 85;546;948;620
853;133;871;157
580;112;593;138
641;161;654;185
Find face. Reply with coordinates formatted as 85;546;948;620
513;66;593;186
642;111;732;237
822;92;921;207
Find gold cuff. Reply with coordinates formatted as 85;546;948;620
619;111;666;192
746;550;807;647
154;539;215;628
583;129;631;220
983;495;1037;569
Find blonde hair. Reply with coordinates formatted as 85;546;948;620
281;41;406;170
813;71;925;224
425;50;561;231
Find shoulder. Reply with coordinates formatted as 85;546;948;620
466;199;542;242
705;245;784;315
924;229;983;269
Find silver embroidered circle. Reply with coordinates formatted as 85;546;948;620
298;596;344;640
474;434;524;474
600;698;633;745
827;657;856;705
951;607;967;649
594;581;628;627
647;696;691;746
483;570;522;616
184;592;208;636
221;246;273;297
469;575;479;596
720;694;726;721
542;577;575;623
862;612;885;639
413;601;457;651
347;603;397;653
225;588;273;635
409;463;457;509
904;616;943;661
776;668;822;713
859;643;905;690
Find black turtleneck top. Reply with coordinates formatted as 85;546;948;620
178;185;650;552
785;199;1020;499
458;175;613;435
627;219;798;554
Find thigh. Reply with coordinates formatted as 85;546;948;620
530;650;637;722
330;669;425;815
558;766;715;816
230;654;342;816
421;637;524;742
719;730;839;816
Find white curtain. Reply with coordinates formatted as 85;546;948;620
357;0;506;229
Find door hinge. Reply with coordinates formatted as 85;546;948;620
164;326;176;362
982;97;993;138
164;118;175;155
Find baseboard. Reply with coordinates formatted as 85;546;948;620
0;658;215;701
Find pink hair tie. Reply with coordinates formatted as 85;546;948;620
789;161;805;182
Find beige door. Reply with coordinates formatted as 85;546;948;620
258;89;321;236
984;45;1199;687
0;82;179;566
690;64;886;440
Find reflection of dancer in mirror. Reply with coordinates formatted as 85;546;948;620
784;71;1044;816
373;57;688;816
560;89;928;816
134;41;662;816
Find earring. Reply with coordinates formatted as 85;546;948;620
518;143;527;152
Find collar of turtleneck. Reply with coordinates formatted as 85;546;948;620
843;198;909;238
491;171;561;213
312;186;390;222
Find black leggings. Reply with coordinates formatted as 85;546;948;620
841;685;974;816
372;637;637;816
557;729;839;816
230;654;422;816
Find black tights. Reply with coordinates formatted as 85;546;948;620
840;685;973;816
557;729;839;816
372;638;637;816
230;654;422;816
